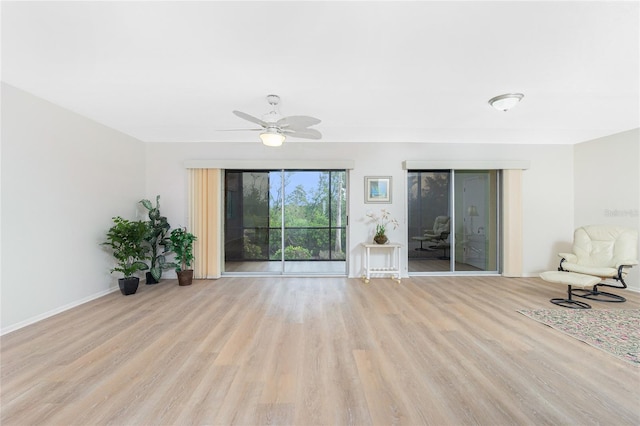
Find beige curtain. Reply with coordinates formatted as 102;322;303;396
188;168;221;279
502;169;523;277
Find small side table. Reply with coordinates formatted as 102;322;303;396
361;242;402;284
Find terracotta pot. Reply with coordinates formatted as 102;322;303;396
177;269;194;286
374;234;388;244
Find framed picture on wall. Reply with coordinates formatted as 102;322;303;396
365;176;392;203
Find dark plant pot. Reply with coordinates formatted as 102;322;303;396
374;234;388;244
177;269;194;286
145;271;159;285
119;277;139;295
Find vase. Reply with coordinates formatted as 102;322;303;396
374;234;388;244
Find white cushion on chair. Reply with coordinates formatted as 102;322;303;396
559;263;618;278
540;271;601;289
558;252;577;263
559;225;638;277
572;225;638;267
424;216;450;238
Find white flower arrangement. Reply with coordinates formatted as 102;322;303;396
366;208;399;237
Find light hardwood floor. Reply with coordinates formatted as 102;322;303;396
2;276;639;425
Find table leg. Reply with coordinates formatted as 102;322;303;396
364;246;371;284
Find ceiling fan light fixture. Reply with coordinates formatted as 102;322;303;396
232;94;322;144
260;129;285;147
488;93;524;111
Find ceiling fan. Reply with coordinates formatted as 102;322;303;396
231;94;322;146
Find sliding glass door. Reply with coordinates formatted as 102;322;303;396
224;171;271;269
224;170;347;275
454;171;499;272
282;171;346;273
408;171;451;272
408;170;499;274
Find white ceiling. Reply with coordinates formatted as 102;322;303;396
2;1;639;145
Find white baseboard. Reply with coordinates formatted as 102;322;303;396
1;286;119;336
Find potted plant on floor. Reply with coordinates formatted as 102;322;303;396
102;216;150;295
139;195;173;284
168;227;197;286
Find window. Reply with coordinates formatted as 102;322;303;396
224;170;347;275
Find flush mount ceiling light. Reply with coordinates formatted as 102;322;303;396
488;93;524;111
259;128;285;147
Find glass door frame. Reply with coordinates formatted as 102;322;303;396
223;169;349;277
406;169;501;276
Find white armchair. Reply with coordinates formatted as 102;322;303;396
423;216;451;242
558;225;638;302
411;216;450;251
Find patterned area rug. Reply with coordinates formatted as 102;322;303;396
517;309;640;366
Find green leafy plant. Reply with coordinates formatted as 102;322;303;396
139;195;174;280
102;216;149;278
271;245;312;260
168;227;197;272
243;235;263;259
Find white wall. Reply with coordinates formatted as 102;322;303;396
1;84;146;333
3;84;633;332
574;128;640;290
145;141;574;279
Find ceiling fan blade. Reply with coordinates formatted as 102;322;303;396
283;128;322;140
217;128;262;131
233;110;267;127
277;115;321;130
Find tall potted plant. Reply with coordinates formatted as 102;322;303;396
102;216;149;295
139;195;173;284
168;227;197;286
